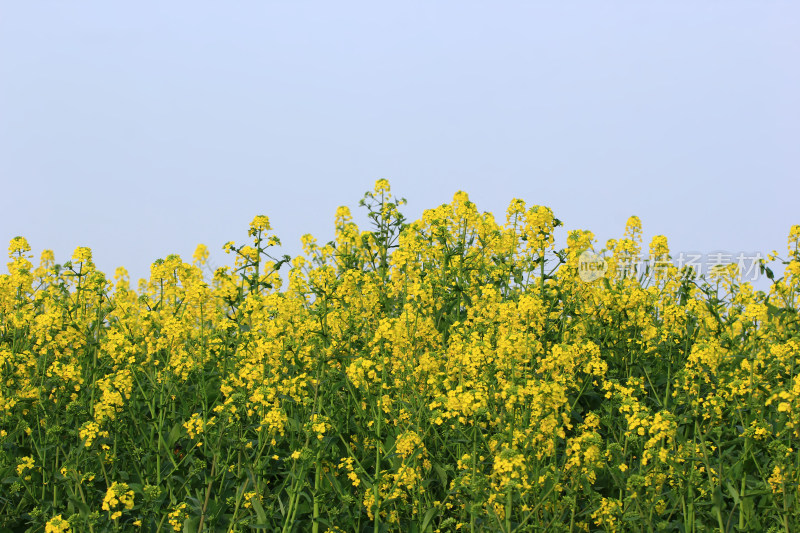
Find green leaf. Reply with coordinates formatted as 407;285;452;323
68;497;90;518
433;463;448;489
725;481;741;506
420;507;439;532
167;421;183;449
183;516;199;533
251;494;268;524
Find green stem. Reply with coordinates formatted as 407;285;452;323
312;450;321;533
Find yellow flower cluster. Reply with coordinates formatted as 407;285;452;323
16;456;35;480
44;515;71;533
102;481;134;520
183;412;211;440
168;502;188;531
242;490;263;509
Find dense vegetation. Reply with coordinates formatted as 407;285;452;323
1;181;798;532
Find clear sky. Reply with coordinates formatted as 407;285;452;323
1;2;798;288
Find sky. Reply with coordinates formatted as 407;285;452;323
1;2;798;290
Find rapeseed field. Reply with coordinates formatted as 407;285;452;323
1;181;798;532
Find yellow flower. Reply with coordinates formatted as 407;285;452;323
192;244;210;266
250;215;272;232
45;515;71;533
243;490;263;509
183;413;206;439
102;481;134;520
168;503;188;532
16;456;36;481
768;465;784;494
396;431;424;459
335;205;352;224
8;236;31;255
71;246;93;264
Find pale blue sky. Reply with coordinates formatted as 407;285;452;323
1;2;798;287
